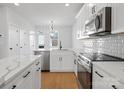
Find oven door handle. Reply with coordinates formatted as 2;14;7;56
77;60;83;65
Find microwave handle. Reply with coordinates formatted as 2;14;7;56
95;15;101;30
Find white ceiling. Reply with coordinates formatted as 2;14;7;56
7;3;83;26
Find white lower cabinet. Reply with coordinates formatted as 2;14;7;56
2;58;41;89
3;65;34;89
92;65;113;89
73;54;77;76
50;50;74;72
33;59;41;89
92;63;124;89
15;70;33;89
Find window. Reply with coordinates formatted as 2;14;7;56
50;31;59;47
38;34;45;48
29;31;35;50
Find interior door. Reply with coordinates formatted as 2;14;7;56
9;25;20;56
20;29;30;55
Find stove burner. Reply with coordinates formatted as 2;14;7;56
79;52;124;61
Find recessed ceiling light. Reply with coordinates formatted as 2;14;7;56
14;3;20;6
88;3;94;7
49;20;55;24
65;3;70;7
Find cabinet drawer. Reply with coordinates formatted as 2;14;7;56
2;64;33;89
109;81;124;89
93;65;111;78
93;64;124;89
93;65;114;89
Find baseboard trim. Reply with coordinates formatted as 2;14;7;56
41;70;50;72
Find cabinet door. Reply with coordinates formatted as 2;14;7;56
33;60;41;89
96;3;108;12
36;67;41;89
74;56;77;76
61;52;74;72
111;4;124;34
3;66;33;89
20;29;30;55
33;66;41;89
93;69;107;89
77;4;91;38
93;65;113;89
50;53;60;72
16;70;33;89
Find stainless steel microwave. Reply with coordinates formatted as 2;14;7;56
85;7;111;36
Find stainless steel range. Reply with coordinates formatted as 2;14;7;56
77;52;124;89
77;52;92;89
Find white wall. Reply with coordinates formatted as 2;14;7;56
35;25;50;49
0;6;9;59
7;7;35;55
0;6;35;58
7;8;34;31
35;25;72;49
72;24;82;49
55;25;72;49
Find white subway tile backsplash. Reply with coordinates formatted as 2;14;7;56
81;35;124;58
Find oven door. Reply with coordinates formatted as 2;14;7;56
77;59;92;89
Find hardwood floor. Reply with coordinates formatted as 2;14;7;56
41;72;78;89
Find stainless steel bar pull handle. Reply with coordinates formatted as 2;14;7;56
23;71;30;78
10;48;13;50
74;59;76;64
112;85;117;89
95;71;104;78
12;85;16;89
37;67;41;71
36;62;40;65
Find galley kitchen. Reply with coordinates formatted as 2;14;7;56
0;3;124;89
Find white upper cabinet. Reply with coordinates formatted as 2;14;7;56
76;3;124;36
76;4;90;39
111;3;124;34
95;3;109;13
75;3;124;39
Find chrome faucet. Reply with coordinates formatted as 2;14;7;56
59;41;62;50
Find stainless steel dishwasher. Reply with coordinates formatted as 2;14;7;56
34;50;50;72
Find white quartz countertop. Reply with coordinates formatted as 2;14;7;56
0;55;42;86
34;48;74;52
93;62;124;84
34;49;50;52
